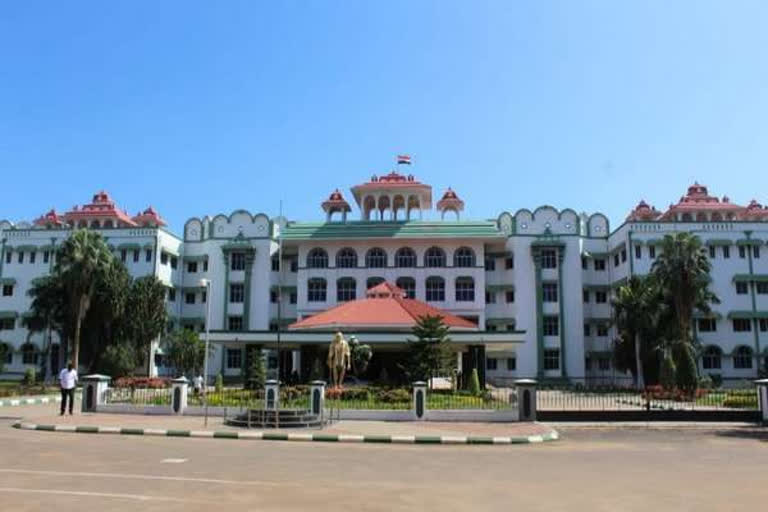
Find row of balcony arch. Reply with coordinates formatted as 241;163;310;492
701;345;762;370
304;246;478;269
306;276;477;302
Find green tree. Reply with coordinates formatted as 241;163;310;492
651;233;719;390
165;329;206;378
612;275;663;389
125;276;168;372
54;229;113;368
99;343;138;378
349;336;373;378
468;368;481;396
244;345;266;390
400;315;453;385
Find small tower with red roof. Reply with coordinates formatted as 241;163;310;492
436;187;464;220
132;206;167;227
321;189;352;222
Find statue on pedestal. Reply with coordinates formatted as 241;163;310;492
327;331;351;389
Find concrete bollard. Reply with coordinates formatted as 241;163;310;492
171;377;189;415
756;379;768;424
310;380;326;417
413;381;427;421
515;379;537;422
265;379;279;411
80;374;111;413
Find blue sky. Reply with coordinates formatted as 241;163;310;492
2;1;767;232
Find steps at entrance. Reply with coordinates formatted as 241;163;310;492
224;408;324;429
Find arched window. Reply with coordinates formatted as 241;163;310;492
396;277;416;299
104;220;114;228
453;247;476;268
734;346;753;369
425;276;445;302
336;248;357;268
21;344;37;365
307;248;328;269
455;276;475;301
395;247;417;268
425;247;446;268
366;248;387;268
367;277;385;289
702;346;722;370
337;278;356;302
711;213;723;221
307;278;327;302
91;220;101;228
681;213;693;222
78;220;87;228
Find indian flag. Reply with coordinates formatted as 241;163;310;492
397;154;411;165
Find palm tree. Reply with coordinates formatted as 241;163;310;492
54;229;113;369
612;275;662;389
126;276;168;374
651;232;719;390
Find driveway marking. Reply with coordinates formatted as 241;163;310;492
0;468;282;487
0;487;211;503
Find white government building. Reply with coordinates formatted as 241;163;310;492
1;169;767;385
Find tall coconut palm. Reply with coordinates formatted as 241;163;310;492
612;275;662;389
54;229;113;369
651;232;719;389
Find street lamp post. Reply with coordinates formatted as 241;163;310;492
200;278;212;426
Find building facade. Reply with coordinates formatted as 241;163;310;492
1;173;767;384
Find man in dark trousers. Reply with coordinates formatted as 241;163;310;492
59;362;78;415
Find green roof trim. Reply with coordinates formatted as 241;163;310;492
0;278;16;286
117;243;141;250
180;316;206;324
281;221;504;240
586;350;612;357
270;285;297;293
486;317;516;324
584;284;610;291
0;311;19;319
642;238;663;245
531;239;566;247
181;286;206;292
37;244;55;251
582;251;608;258
183;255;209;262
733;274;768;283
693;311;723;319
11;245;37;252
486;284;515;292
485;251;512;258
270;317;297;326
160;247;180;256
704;239;733;246
736;239;762;246
727;310;768;319
143;242;155;249
220;242;255;252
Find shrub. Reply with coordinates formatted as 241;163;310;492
215;374;224;393
698;375;713;390
375;388;411;403
23;367;36;386
660;353;676;390
114;377;170;389
722;396;758;409
99;344;137;378
375;367;390;386
708;373;723;388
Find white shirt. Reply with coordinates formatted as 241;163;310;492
59;368;78;390
193;376;203;389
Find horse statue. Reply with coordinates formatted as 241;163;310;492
327;331;351;389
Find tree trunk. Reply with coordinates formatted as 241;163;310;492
634;332;645;390
72;298;86;370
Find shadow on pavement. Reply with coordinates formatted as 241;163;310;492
713;427;768;442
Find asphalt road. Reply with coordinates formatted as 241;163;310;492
0;412;766;511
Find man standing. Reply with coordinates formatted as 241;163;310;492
59;362;78;415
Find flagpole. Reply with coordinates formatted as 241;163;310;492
277;199;283;383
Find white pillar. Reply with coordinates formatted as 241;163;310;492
756;379;768;424
171;376;189;415
413;381;427;420
310;380;326;416
81;374;111;412
515;379;537;421
265;379;279;411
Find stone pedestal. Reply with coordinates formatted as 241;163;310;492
756;379;768;424
413;381;427;420
171;377;189;415
81;374;111;413
515;379;537;422
265;379;279;411
310;380;326;416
